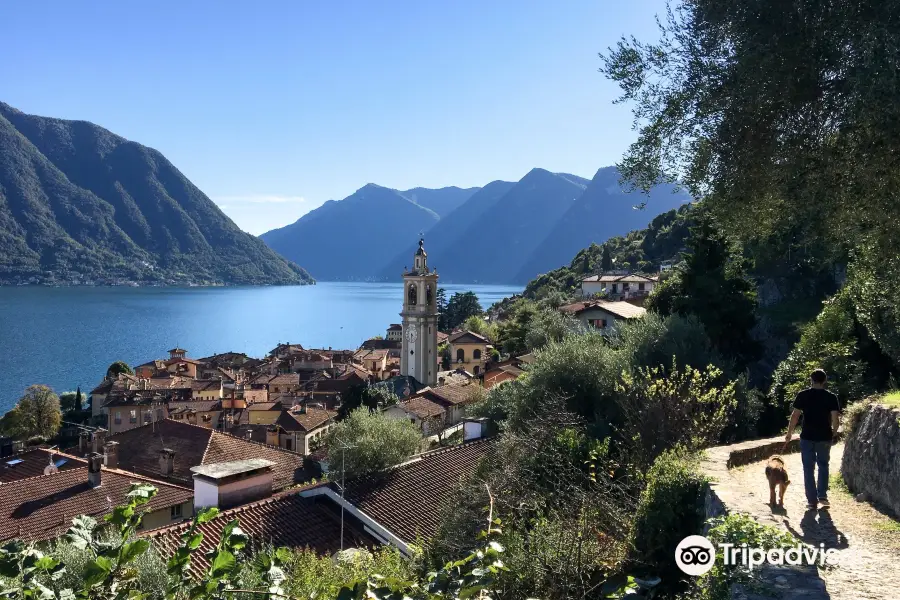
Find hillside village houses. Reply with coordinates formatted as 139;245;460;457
581;272;658;301
0;238;507;560
558;299;647;331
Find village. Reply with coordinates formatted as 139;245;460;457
0;240;655;561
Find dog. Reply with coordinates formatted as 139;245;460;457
765;455;790;507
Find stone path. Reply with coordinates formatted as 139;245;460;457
729;444;900;600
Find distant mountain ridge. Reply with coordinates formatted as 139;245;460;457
0;102;312;286
260;183;451;281
262;167;688;283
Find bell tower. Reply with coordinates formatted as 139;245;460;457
401;239;439;386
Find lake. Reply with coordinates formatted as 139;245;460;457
0;282;520;411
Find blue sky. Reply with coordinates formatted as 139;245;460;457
2;1;665;235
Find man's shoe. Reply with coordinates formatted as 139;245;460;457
819;498;830;508
806;503;817;510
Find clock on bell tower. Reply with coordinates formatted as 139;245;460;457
400;239;439;386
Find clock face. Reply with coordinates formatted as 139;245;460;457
406;324;418;343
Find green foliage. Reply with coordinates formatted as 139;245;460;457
494;299;540;356
326;407;421;481
769;289;882;433
106;362;133;378
0;103;312;286
629;450;708;593
646;213;760;368
689;514;795;600
444;292;483;331
0;385;62;440
337;385;399;419
846;250;900;371
521;205;696;302
600;0;900;259
462;316;497;342
615;361;737;472
436;287;449;331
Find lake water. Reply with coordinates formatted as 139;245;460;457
0;282;520;411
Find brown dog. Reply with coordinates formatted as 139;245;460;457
765;455;790;506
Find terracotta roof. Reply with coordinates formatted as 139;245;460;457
247;402;281;411
582;273;656;283
344;439;493;544
146;489;378;572
0;449;84;483
0;463;192;543
558;299;647;320
268;374;301;387
448;331;490;345
437;332;450;344
168;401;222;413
77;420;308;490
276;408;337;432
396;397;446;420
359;339;401;351
354;348;389;361
191;380;222;392
516;353;535;364
417;382;478;407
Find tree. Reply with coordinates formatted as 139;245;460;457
646;214;760;369
445;292;483;330
463;315;498;342
601;0;900;258
325;408;421;481
436;287;448;331
601;243;613;272
106;361;133;378
1;385;62;440
337;384;398;420
495;299;540;356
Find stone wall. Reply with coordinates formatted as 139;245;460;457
841;402;900;518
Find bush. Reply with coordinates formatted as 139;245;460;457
768;289;880;433
325;408;421;481
690;514;795;600
615;361;737;472
629;450;708;591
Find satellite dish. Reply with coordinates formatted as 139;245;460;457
43;464;59;475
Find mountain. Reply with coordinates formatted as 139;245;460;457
398;186;480;217
379;180;517;279
420;168;591;283
513;166;690;282
260;184;443;280
0;102;312;286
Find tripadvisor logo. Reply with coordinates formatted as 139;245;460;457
675;535;838;576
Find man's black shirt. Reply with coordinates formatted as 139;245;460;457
792;388;840;441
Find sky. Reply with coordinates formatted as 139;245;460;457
2;1;666;235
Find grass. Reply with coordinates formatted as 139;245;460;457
874;520;900;533
829;472;851;496
882;391;900;407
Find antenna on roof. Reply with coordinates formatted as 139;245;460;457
332;436;358;551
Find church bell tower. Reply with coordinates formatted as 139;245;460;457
401;239;439;386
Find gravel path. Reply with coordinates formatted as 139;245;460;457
730;443;900;600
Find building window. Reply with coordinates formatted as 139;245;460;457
473;349;482;360
456;349;465;362
638;282;646;291
612;284;618;293
144;412;152;424
129;410;137;423
285;438;293;451
600;319;608;328
114;411;122;425
171;504;182;519
623;283;630;291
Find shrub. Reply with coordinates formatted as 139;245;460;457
615;361;737;472
843;398;874;434
690;514;795;600
629;450;708;591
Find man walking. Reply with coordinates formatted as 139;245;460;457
785;369;841;510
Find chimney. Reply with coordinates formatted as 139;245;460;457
91;429;107;454
266;426;280;447
190;459;275;509
78;432;89;454
159;448;175;477
87;452;103;488
103;441;119;470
